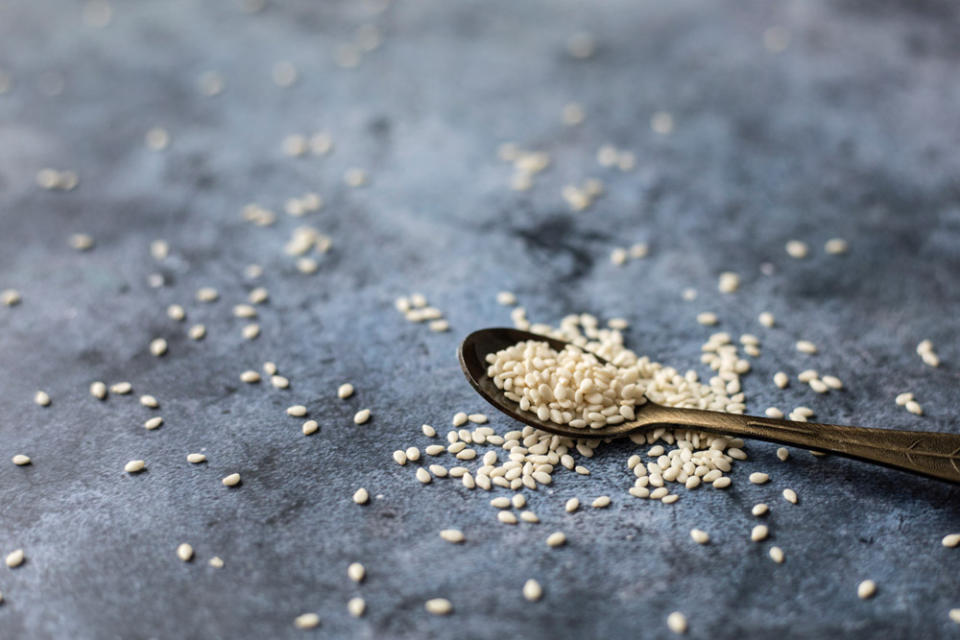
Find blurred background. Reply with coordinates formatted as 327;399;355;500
1;0;959;638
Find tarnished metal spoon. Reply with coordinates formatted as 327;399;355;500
459;327;960;483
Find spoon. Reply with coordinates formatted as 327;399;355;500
459;327;960;484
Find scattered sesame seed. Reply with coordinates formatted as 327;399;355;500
242;324;260;340
825;238;848;254
769;546;785;563
565;498;580;513
749;472;769;484
68;233;95;251
12;454;31;466
294;613;320;629
752;503;769;517
712;477;731;489
271;375;290;389
751;525;769;542
782;488;798;504
249;287;269;304
140;395;159;409
176;543;194;562
1;289;21;306
337;383;354;399
150;240;169;260
353;488;370;504
943;534;960;548
353;409;371;424
287;405;307;417
167;304;185;321
773;372;789;389
452;412;468;426
776;448;789;461
785;240;808;259
498;511;518;524
347;597;366;618
546;531;566;547
522;579;543;602
347;562;365;582
421;424;436;437
822;375;843;390
209;556;223;568
497;291;517;306
425;598;452;616
187;453;206;464
149;338;168;357
690;529;709;544
591;496;611;508
416;468;431;484
950;610;960;624
718;272;740;293
440;529;465;543
110;382;132;394
195;287;219;303
344;168;368;187
796;340;817;354
221;473;241;487
905;400;923;416
857;580;876;600
765;407;784;419
188;324;206;340
34;390;51;407
241;370;261;383
145;127;170;151
302;420;319;435
144;416;163;431
758;311;775;327
666;611;687;634
124;460;145;473
5;549;25;568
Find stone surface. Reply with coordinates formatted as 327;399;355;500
1;0;959;638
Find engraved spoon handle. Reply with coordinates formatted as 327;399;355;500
643;405;960;483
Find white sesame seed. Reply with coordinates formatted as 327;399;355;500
195;287;219;303
712;477;731;489
696;312;718;326
798;369;818;383
809;379;829;394
769;546;784;563
5;549;25;568
144;416;163;430
265;362;278;375
110;382;132;394
124;459;145;473
347;562;365;582
353;409;371;424
825;238;848;254
249;287;269;304
497;291;517;306
610;247;628;266
1;289;22;306
440;529;465;543
240;370;260;383
392;450;407;466
347;597;366;618
783;488;798;504
857;580;876;600
591;496;611;508
895;392;914;406
286;405;307;417
785;240;808;259
271;375;289;389
337;383;354;399
187;324;206;340
943;534;960;548
139;395;158;409
353;488;370;505
452;412;468;426
752;503;769;516
187;453;206;464
468;413;488;424
176;543;194;562
425;598;452;616
222;473;241;487
751;525;769;542
765;407;783;419
682;288;697;301
416;468;431;484
145;127;170;151
90;381;107;400
302;420;319;435
774;372;789;389
950;610;960;624
242;324;260;340
718;272;740;293
294;613;320;629
68;233;95;251
166;304;185;321
796;340;817;354
522;579;543;602
905;400;923;416
12;454;31;466
149;338;168;357
776;448;789;461
749;472;769;484
690;529;709;544
822;375;843;390
565;498;580;513
546;531;566;547
344;168;368;187
498;511;518;525
421;424;436;437
758;311;775;327
34;390;51;407
666;611;687;634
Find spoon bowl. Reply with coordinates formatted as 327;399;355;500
458;327;960;483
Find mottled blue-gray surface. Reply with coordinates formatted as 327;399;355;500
1;0;959;638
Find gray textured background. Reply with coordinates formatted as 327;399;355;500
1;0;959;638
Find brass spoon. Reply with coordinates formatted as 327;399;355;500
459;327;960;484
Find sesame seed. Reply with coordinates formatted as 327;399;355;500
167;304;185;321
696;312;718;326
149;338;168;357
241;370;261;383
440;529;465;543
796;340;817;354
208;556;223;568
242;324;260;340
749;472;769;484
187;453;206;464
347;597;366;618
752;503;768;516
776;447;789;461
1;289;22;306
140;395;159;409
950;610;960;624
520;511;540;522
425;598;452;616
110;382;132;394
145;127;170;150
565;498;580;513
666;611;687;634
769;546;785;563
392;450;407;466
718;272;740;293
774;372;789;388
222;473;241;487
416;468;431;484
682;288;697;301
337;383;354;399
452;412;468;426
68;233;95;251
176;543;194;562
5;549;25;568
943;534;960;548
809;379;829;394
751;525;769;542
249;287;269;304
522;579;543;602
468;413;488;424
498;511;518;524
758;311;775;327
294;613;320;629
271;375;290;389
353;409;371;424
765;407;784;419
857;580;876;600
12;454;31;466
344;168;368;187
712;477;731;489
785;240;808;258
144;416;163;430
124;460;145;473
546;531;566;547
302;420;319;435
421;424;436;437
347;562;365;582
782;488;798;504
497;291;517;306
690;529;709;544
34;390;51;407
195;287;219;302
591;496;611;508
89;381;107;399
188;324;206;340
905;400;923;416
822;375;843;390
287;405;307;417
353;488;370;504
610;248;628;266
825;238;848;254
150;240;169;260
895;392;914;406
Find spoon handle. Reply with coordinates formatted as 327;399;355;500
646;406;960;483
